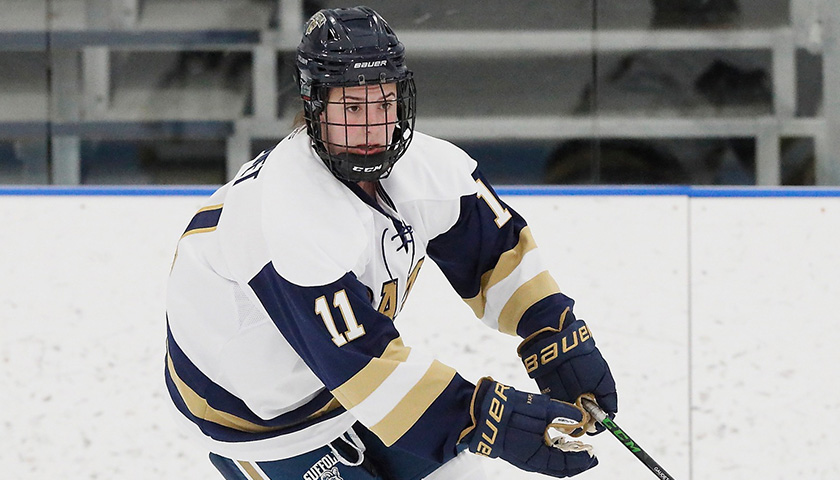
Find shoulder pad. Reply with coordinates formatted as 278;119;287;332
260;134;371;287
382;131;478;202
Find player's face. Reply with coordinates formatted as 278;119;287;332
321;83;398;156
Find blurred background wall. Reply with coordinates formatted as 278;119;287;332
1;0;840;187
2;2;840;479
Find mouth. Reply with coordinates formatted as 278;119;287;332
346;145;386;155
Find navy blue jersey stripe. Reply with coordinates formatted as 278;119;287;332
427;169;580;338
164;364;329;443
208;454;249;479
249;263;478;463
165;323;345;442
390;372;475;463
183;206;223;236
427;170;528;300
164;362;201;428
249;263;401;390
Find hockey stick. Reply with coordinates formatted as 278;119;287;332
581;398;677;480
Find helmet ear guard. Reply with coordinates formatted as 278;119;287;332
295;6;416;182
298;79;325;151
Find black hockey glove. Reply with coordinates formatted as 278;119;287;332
517;311;618;435
460;377;598;478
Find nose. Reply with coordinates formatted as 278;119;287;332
366;105;387;127
365;110;390;144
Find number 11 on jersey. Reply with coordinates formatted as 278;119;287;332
315;290;366;347
476;179;512;228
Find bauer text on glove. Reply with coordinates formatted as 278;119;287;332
459;377;597;478
517;309;618;433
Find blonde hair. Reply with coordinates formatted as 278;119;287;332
293;109;306;128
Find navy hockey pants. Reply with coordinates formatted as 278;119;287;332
209;422;451;480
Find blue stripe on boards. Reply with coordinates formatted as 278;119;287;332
495;185;840;197
2;185;840;197
683;187;840;198
0;186;218;196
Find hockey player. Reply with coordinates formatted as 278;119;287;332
165;6;618;480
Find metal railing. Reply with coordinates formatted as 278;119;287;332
1;0;837;185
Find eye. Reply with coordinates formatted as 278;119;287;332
381;101;395;111
345;104;362;113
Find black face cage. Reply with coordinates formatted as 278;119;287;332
303;75;416;183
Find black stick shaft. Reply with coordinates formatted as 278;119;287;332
582;399;677;480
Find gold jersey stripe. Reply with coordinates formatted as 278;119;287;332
312;397;343;418
370;360;457;446
168;352;341;434
463;295;485;320
166;353;283;433
198;203;224;213
332;337;411;408
180;226;217;239
497;270;561;335
463;226;539;319
237;461;265;480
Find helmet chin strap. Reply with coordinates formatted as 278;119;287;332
323;150;393;182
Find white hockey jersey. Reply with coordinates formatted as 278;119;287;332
165;128;576;462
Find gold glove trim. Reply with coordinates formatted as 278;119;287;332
458;376;493;443
516;306;570;356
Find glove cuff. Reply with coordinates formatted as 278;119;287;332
516;306;574;348
461;377;515;458
458;377;492;445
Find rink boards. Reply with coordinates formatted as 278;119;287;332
1;186;838;479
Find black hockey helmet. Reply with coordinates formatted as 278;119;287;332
296;6;416;182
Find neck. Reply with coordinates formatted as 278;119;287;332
357;180;377;198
